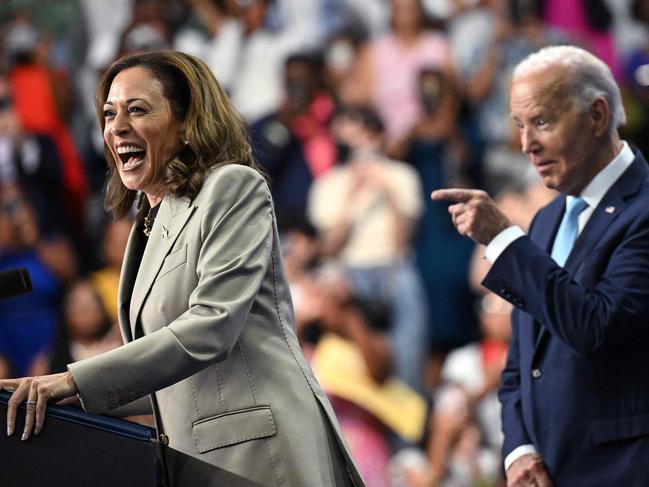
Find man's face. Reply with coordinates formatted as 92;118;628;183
510;68;602;195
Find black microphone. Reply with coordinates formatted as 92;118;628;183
0;268;32;300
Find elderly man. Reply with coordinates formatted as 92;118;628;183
432;45;649;486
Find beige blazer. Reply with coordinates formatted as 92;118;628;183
69;165;365;486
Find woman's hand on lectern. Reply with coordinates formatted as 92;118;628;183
1;370;78;440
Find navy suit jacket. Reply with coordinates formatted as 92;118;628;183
483;154;649;485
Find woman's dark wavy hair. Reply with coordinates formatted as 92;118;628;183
96;50;261;219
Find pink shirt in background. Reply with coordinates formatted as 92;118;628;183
370;31;451;144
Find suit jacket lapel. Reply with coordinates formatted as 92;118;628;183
532;154;648;361
129;195;195;338
530;197;564;356
532;196;565;255
117;219;147;343
565;156;648;272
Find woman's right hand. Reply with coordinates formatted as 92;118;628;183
1;371;79;440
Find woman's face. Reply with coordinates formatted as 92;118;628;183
102;66;184;205
65;281;106;340
392;0;423;33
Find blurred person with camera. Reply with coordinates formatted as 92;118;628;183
308;105;428;393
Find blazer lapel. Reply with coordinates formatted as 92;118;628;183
530;197;564;357
129;195;195;338
532;155;648;361
532;196;565;255
117;219;148;343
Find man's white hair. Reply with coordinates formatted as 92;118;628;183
513;45;626;131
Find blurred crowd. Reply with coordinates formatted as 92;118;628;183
1;0;649;485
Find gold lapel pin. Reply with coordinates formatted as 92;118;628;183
161;227;169;239
605;206;615;214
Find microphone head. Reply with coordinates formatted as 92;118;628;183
0;268;32;300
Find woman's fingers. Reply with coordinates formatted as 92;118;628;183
1;380;17;392
34;386;50;435
3;372;79;440
6;379;30;437
22;383;38;440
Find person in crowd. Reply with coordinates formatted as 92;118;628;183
308;105;428;392
3;17;88;232
402;67;482;388
277;218;425;486
116;0;172;58
90;217;134;322
0;184;78;378
322;27;367;106
390;292;510;487
306;265;395;487
621;0;649;157
401;67;466;166
1;50;364;486
432;45;649;486
0;73;76;241
251;52;336;223
349;0;454;156
47;279;122;374
424;292;510;487
177;0;317;123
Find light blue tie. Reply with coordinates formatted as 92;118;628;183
551;196;588;267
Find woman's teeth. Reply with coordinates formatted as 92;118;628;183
117;145;144;155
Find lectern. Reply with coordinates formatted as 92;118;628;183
0;391;163;487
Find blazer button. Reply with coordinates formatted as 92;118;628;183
159;434;169;446
532;368;542;379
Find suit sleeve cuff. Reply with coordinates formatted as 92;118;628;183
485;226;526;263
504;444;538;472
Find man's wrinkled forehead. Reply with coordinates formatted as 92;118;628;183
511;65;575;114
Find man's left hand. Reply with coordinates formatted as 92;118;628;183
431;188;510;245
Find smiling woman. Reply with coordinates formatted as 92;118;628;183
0;51;365;487
103;67;184;207
95;52;255;220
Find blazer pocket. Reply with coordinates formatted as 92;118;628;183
156;244;187;282
589;414;649;445
192;405;276;454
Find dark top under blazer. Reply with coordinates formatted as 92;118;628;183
483;153;649;486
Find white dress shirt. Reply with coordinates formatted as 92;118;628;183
484;141;635;472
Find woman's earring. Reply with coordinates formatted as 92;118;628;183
182;138;189;145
